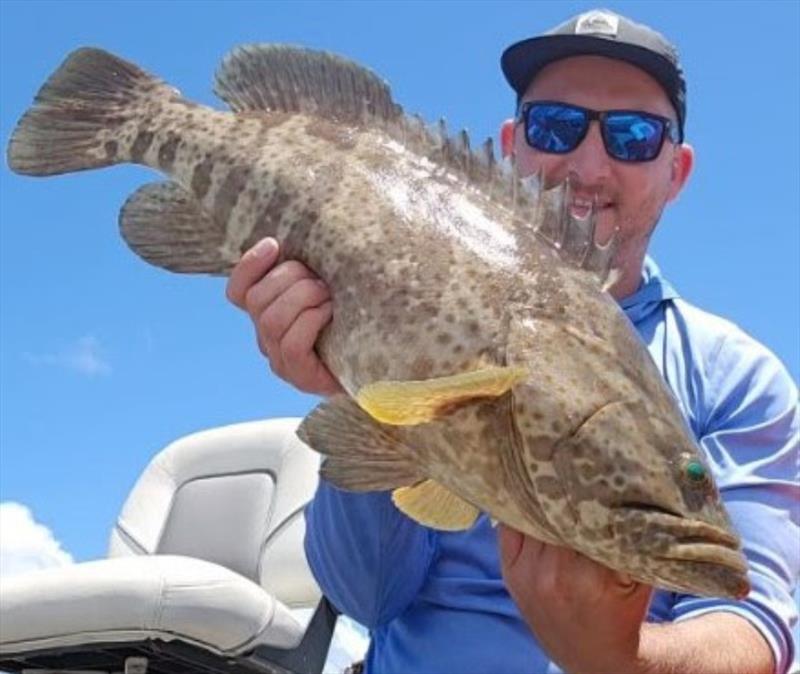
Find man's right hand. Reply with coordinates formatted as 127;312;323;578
226;237;343;396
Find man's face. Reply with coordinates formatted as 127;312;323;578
501;55;693;298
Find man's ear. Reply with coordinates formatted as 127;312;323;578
667;143;694;202
500;119;516;158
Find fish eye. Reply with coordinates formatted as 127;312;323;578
676;454;720;511
679;455;714;495
685;460;708;483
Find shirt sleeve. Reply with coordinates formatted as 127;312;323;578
671;327;799;674
303;477;438;628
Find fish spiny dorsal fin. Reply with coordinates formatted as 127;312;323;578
437;118;448;143
456;129;471;176
531;173;620;289
215;45;519;205
511;157;520;212
434;117;452;168
411;113;428;142
214;44;403;125
401;113;428;150
514;171;544;233
492;155;524;211
478;137;496;184
422;120;481;182
536;172;568;247
216;42;615;289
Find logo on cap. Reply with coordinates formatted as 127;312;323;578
575;10;619;37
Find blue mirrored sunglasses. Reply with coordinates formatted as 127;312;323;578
518;101;681;163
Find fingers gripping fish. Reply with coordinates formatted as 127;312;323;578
7;45;750;599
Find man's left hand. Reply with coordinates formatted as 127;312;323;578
498;525;654;674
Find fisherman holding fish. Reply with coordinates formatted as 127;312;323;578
225;10;798;674
8;5;797;674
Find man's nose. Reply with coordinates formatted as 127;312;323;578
569;121;612;184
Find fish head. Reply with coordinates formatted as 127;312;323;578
549;398;750;599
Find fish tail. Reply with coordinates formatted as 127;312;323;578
7;48;176;176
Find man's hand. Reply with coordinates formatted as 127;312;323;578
498;525;653;674
226;237;343;396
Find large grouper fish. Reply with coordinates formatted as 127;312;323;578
7;45;750;599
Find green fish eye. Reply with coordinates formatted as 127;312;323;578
685;460;707;483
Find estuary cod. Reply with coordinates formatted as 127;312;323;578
8;46;749;599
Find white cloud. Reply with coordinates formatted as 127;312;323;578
23;335;111;376
0;501;74;577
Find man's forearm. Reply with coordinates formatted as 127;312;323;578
633;612;774;674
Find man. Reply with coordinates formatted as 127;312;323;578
226;10;798;674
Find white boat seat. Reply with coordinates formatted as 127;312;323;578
0;418;338;674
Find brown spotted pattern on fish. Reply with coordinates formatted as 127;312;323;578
6;45;750;600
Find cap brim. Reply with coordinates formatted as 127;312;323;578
501;34;681;102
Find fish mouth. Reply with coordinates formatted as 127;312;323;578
660;541;749;575
616;502;745;567
659;548;752;600
614;502;750;598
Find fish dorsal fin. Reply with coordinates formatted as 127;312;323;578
394;125;617;289
399;118;501;188
215;45;616;288
214;44;403;124
510;169;619;290
522;171;620;290
214;46;501;187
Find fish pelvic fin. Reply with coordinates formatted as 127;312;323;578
356;365;528;426
297;395;422;492
119;181;233;275
392;479;480;531
7;47;180;176
214;44;403;125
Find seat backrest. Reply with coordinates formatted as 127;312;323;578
108;417;322;608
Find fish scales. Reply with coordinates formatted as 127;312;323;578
7;45;750;600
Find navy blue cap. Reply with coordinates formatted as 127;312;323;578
501;9;686;141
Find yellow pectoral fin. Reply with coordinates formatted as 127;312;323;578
392;479;480;531
356;365;527;426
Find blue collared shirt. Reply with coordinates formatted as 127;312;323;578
305;258;799;674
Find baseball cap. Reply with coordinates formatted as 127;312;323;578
501;9;686;141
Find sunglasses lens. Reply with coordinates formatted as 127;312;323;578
526;103;588;154
604;113;665;161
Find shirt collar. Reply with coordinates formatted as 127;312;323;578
620;257;680;324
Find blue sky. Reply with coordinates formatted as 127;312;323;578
0;0;797;601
